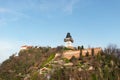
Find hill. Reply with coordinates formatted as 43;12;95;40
0;46;120;80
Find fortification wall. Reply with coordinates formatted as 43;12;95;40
63;50;80;59
62;48;102;59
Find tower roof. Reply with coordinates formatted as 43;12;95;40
66;32;71;38
64;32;74;43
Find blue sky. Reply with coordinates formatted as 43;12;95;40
0;0;120;62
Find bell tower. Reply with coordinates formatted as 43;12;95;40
64;32;74;48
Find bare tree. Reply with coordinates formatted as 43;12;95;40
104;44;120;59
104;44;117;54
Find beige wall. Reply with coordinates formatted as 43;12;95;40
63;50;80;59
62;48;102;59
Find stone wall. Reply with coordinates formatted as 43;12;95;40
63;50;80;59
62;47;102;59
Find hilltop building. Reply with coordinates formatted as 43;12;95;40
20;45;33;50
64;33;74;48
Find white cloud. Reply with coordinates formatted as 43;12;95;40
0;7;29;27
38;0;80;14
0;8;9;13
63;0;80;14
0;0;80;19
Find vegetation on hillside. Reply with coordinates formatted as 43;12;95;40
0;45;120;80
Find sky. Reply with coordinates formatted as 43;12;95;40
0;0;120;63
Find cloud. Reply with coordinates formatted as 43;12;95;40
63;0;80;14
0;7;29;27
38;0;80;14
0;8;9;13
0;0;80;20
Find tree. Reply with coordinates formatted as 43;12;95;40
79;48;83;60
81;45;84;49
104;44;117;55
104;44;120;59
92;48;94;56
78;46;81;50
86;51;89;57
